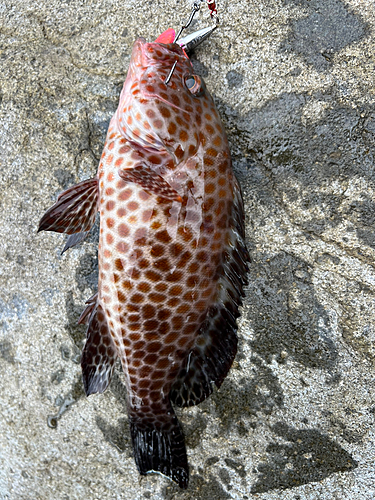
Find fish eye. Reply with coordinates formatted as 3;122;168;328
184;75;205;97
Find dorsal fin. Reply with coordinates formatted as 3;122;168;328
170;180;249;407
38;177;98;235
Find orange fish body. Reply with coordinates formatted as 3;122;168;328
39;33;249;489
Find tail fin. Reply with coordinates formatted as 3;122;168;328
129;407;188;489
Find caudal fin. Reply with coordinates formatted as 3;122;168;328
129;407;188;489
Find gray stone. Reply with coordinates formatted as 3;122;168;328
1;0;375;498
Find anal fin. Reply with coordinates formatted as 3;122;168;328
81;299;117;395
119;165;182;202
38;177;98;235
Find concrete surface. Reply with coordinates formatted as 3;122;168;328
1;0;375;498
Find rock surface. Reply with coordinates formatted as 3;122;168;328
1;0;374;498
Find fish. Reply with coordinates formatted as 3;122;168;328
39;26;249;489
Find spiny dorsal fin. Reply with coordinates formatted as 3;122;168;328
38;177;98;235
119;165;182;202
81;300;117;395
170;180;249;407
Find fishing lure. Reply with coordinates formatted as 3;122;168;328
39;4;249;489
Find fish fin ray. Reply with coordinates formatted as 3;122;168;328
38;178;98;234
78;292;98;325
119;165;182;202
130;405;188;489
81;300;117;395
61;230;90;254
170;180;250;407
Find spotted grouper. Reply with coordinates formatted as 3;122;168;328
39;28;249;488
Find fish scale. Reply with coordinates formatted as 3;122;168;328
39;30;249;489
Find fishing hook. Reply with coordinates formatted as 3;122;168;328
165;60;178;85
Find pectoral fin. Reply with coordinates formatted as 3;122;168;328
38;178;98;235
119;165;182;202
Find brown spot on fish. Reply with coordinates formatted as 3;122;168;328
118;189;133;201
118;223;130;237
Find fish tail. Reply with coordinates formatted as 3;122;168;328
129;403;188;489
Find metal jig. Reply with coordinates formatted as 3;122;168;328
165;0;219;85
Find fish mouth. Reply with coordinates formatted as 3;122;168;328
131;39;193;112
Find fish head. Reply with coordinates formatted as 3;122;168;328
117;31;217;165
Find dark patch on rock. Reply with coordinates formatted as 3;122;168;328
50;368;65;384
184;413;207;449
251;422;358;493
357;228;375;250
216;91;375;247
226;70;244;89
206;456;220;466
47;375;85;429
75;252;98;292
71;375;86;400
247;252;337;369
218;467;231;487
64;291;86;348
109;369;128;411
16;255;24;266
354;198;375;227
190;55;209;78
96;415;131;455
0;340;15;364
162;472;230;499
280;0;367;71
93;370;132;455
54;168;75;190
225;458;247;478
211;356;283;433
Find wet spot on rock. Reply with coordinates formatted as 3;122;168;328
226;70;243;89
64;291;86;348
50;368;65;385
184;413;207;449
190;55;209;78
247;253;337;369
0;340;15;363
47;376;84;429
16;255;24;265
206;456;220;466
281;0;367;71
109;370;128;411
211;356;284;433
54;168;75;189
218;468;231;488
162;472;230;499
224;458;246;478
75;253;98;292
251;422;358;493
